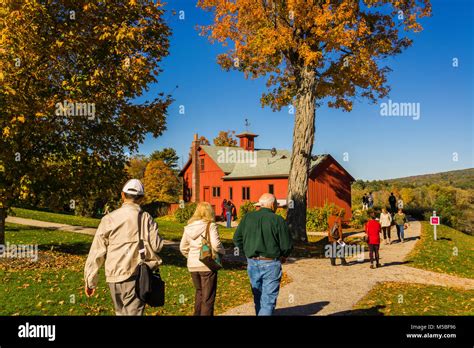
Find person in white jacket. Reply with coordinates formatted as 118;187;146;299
379;208;393;245
180;202;225;316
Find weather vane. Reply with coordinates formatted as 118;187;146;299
244;118;250;132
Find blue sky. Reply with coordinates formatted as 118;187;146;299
135;0;473;181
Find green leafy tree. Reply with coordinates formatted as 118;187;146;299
149;148;180;170
0;0;172;243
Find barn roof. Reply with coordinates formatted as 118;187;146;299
194;145;331;180
199;145;238;173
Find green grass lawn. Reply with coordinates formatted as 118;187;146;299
0;223;252;315
10;208;236;244
155;217;235;245
11;207;101;228
406;222;474;279
354;282;474;315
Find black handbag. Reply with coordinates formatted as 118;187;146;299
134;211;165;307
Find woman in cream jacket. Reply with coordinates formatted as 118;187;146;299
379;208;393;245
180;202;225;316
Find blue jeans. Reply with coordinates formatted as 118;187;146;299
397;224;405;241
226;212;232;228
246;258;282;316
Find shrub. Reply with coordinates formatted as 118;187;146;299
306;207;328;231
306;203;344;231
350;209;369;229
174;202;197;223
238;201;256;220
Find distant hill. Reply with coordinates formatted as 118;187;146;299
382;168;474;190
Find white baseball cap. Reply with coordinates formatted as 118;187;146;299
122;179;145;196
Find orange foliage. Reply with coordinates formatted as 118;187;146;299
198;0;431;110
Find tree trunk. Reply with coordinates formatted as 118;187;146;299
286;67;317;242
0;206;5;246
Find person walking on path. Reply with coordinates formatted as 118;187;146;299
365;212;382;269
379;208;392;245
230;200;237;221
180;202;226;316
327;211;348;266
394;209;409;243
388;192;397;214
362;193;369;210
368;192;374;208
221;199;227;221
224;200;233;228
233;193;293;316
84;179;164;316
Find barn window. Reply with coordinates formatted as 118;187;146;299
212;187;221;197
200;158;205;170
268;184;274;194
229;187;233;200
242;187;250;200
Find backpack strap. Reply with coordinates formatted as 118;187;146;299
137;210;145;264
206;222;211;243
202;222;215;257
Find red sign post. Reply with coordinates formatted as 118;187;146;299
430;211;440;240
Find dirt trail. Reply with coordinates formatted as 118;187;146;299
223;221;474;316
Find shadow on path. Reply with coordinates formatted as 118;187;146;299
275;301;330;316
40;242;91;255
329;305;386;316
380;260;413;267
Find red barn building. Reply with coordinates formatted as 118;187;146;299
178;132;354;220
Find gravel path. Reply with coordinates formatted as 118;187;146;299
223;221;474;316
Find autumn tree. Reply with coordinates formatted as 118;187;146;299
126;155;149;180
198;0;431;241
0;0;172;244
213;130;238;147
400;187;415;206
198;135;211;145
143;160;180;204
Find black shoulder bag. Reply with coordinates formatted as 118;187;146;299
134;211;165;307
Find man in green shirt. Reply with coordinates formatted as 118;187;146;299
233;193;293;315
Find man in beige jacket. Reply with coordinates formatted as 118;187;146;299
84;179;163;315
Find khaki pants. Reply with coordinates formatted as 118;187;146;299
108;276;145;316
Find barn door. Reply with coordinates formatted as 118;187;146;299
203;187;210;202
